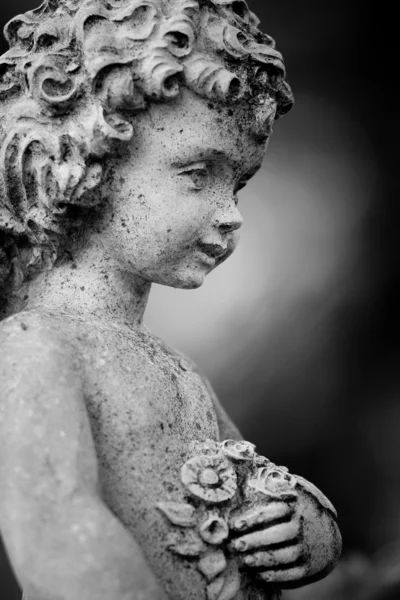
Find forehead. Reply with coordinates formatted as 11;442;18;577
133;89;270;171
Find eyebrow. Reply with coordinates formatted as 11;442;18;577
170;147;243;171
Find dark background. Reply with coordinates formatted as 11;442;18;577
1;1;399;599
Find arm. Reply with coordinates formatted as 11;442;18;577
202;373;342;587
0;313;166;600
280;487;342;588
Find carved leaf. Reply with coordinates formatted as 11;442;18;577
198;550;227;582
167;530;207;557
157;501;196;527
217;561;241;600
207;575;225;600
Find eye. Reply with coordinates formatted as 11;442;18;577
180;166;210;190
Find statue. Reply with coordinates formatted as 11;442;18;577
0;1;342;599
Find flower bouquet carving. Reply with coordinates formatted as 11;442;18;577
157;439;335;600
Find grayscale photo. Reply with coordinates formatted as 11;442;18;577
0;2;397;600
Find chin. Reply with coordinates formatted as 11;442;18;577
153;263;211;289
164;270;206;290
179;279;204;290
174;274;205;289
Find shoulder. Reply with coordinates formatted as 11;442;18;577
0;311;93;466
1;309;77;352
0;313;99;522
0;310;83;388
1;308;65;339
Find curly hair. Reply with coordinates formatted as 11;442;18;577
0;0;293;315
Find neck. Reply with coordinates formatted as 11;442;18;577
25;239;151;331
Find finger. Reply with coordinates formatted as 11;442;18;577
242;545;302;568
232;519;300;552
230;502;294;532
259;566;308;583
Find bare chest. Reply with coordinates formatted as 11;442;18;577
76;328;225;598
80;330;216;506
82;329;218;453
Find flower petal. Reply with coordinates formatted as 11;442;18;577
221;439;256;461
181;455;237;503
198;550;227;581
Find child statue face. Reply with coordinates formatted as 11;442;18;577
0;0;292;315
100;90;269;289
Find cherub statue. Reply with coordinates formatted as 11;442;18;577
0;1;341;599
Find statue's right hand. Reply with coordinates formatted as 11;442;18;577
229;501;307;583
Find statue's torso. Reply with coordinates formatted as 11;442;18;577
64;318;218;599
22;313;279;600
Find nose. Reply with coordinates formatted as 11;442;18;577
214;203;243;235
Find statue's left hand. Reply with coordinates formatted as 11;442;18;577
229;501;308;583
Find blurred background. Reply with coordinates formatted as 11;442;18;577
1;1;398;599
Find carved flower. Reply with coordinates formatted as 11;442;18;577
248;465;298;500
221;439;256;462
199;511;229;545
181;455;237;503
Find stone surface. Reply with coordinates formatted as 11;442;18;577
0;1;341;599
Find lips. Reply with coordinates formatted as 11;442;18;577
197;241;228;259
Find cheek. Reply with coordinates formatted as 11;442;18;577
160;206;206;244
113;178;209;251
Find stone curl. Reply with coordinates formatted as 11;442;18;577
0;0;293;312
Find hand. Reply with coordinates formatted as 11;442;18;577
229;501;308;584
